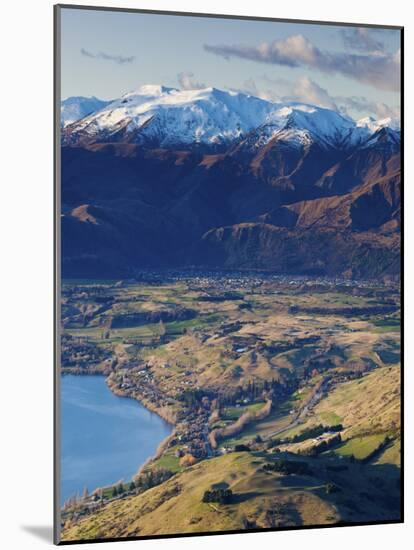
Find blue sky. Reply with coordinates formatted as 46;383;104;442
60;7;401;121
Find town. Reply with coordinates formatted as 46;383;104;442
60;272;401;536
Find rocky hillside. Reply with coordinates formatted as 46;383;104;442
60;86;401;280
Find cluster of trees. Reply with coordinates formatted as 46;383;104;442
61;334;109;371
302;358;335;379
263;459;313;476
245;380;267;400
62;495;81;511
217;378;287;408
273;423;343;446
133;467;173;491
234;444;250;452
180;388;216;409
111;483;126;498
304;433;342;456
202;488;233;504
61;462;173;513
292;424;342;443
209;399;272;449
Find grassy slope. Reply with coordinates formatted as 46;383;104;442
62;448;400;542
61;284;400;541
63;282;400;391
58;452;326;540
334;434;387;460
62;364;401;542
316;364;400;443
275;364;401;465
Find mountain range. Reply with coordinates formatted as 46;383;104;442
60;85;401;280
61;96;112;128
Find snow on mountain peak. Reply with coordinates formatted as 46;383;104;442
130;84;177;97
247;102;359;150
60;96;112;127
61;85;400;150
63;85;275;147
357;115;400;133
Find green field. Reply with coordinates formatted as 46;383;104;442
222;401;266;421
149;450;182;474
334;434;388;460
60;277;401;540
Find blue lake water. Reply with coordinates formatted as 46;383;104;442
60;374;172;504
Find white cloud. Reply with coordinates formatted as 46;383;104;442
292;76;337;110
341;28;385;53
204;34;401;92
336;95;400;119
80;48;135;65
177;72;206;90
236;78;281;102
232;74;399;122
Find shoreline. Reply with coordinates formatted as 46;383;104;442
105;374;178;477
106;374;178;425
60;371;176;507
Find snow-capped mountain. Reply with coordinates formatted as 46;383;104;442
61;85;275;147
356;115;400;134
60;85;401;280
360;126;401;151
61;85;400;151
234;104;374;152
61;96;112;127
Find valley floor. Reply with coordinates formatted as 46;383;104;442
59;273;401;541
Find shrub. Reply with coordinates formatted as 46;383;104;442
134;467;173;491
234;444;250;452
202;488;233;504
305;433;342;456
179;454;197;467
263;459;312;476
291;424;343;443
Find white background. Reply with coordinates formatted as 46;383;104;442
0;0;411;548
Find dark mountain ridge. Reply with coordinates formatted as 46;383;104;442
60;90;401;280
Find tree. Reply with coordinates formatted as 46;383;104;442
117;483;124;495
129;481;136;492
263;459;312;476
234;444;250;452
111;486;118;498
202;488;233;504
179;454;197;467
82;486;89;500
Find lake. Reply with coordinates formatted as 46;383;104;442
60;374;172;504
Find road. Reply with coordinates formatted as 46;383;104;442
264;377;331;441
